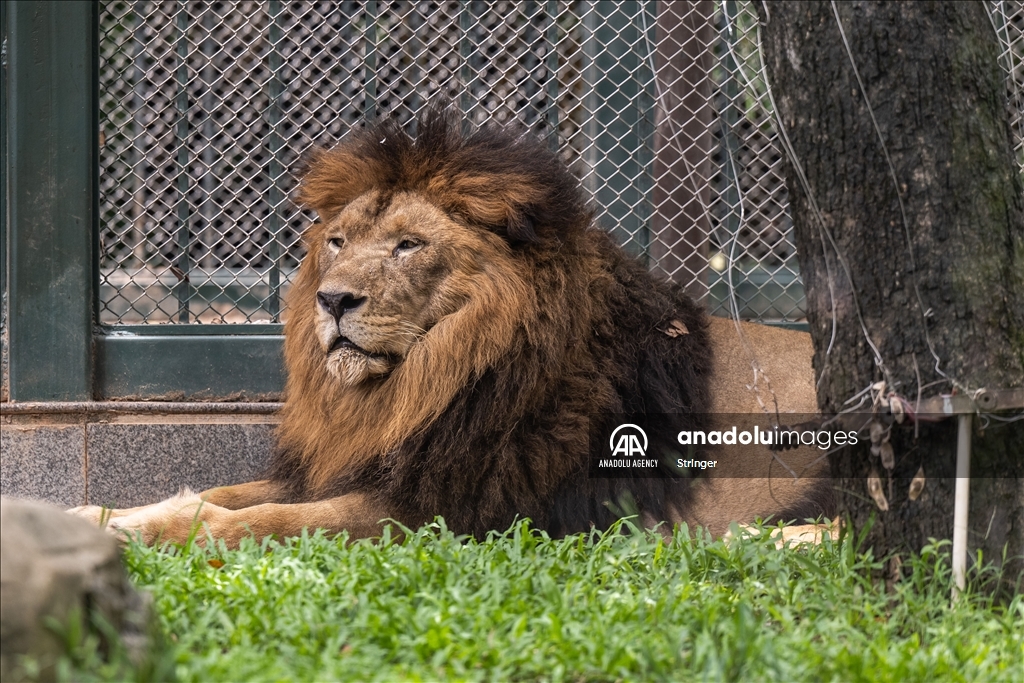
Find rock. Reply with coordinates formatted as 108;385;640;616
0;497;150;682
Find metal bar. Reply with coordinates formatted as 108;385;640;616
363;0;377;121
267;0;282;321
580;1;599;199
406;2;423;131
89;3;100;331
718;0;746;320
199;4;216;272
459;0;474;126
130;1;149;272
582;2;651;257
545;0;560;150
634;1;656;261
917;388;1024;415
96;323;282;336
1;401;282;415
96;334;284;400
951;413;972;602
8;0;96;400
1;3;8;401
174;2;191;323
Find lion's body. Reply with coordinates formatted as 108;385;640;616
71;109;830;545
691;317;827;534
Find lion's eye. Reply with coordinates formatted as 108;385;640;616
327;237;344;250
393;239;422;256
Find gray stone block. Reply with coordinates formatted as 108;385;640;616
86;423;275;508
0;425;85;507
1;497;150;682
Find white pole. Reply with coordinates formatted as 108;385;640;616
951;413;972;602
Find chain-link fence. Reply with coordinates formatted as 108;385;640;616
98;1;1024;326
993;1;1024;164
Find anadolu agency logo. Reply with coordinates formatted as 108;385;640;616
591;423;664;476
609;423;648;457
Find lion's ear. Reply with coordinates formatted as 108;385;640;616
297;148;379;217
299;119;414;217
506;209;537;243
434;173;545;244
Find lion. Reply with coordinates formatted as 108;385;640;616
71;107;831;546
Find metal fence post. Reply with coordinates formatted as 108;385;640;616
363;0;378;122
544;0;560;151
173;1;191;323
1;2;8;402
266;0;282;321
7;0;96;400
581;1;655;260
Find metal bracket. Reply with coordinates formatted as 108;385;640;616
918;387;1024;415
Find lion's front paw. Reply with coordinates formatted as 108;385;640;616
67;504;150;543
67;491;207;546
110;493;208;545
68;504;117;528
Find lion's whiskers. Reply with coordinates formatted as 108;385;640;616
393;322;426;345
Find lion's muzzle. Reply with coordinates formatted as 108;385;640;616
314;289;401;384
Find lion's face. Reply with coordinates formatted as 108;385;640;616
312;190;489;385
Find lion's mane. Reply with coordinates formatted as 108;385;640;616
268;107;715;536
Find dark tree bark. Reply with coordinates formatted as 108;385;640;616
760;1;1023;574
651;0;714;299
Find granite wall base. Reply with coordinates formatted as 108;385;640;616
1;418;276;508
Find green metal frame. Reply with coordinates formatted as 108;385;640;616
1;0;8;398
4;1;285;400
7;1;96;400
96;326;284;399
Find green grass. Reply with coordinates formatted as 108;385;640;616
41;520;1024;682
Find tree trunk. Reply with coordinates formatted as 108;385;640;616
651;0;714;299
760;1;1023;578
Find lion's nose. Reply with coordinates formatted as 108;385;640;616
317;291;366;321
